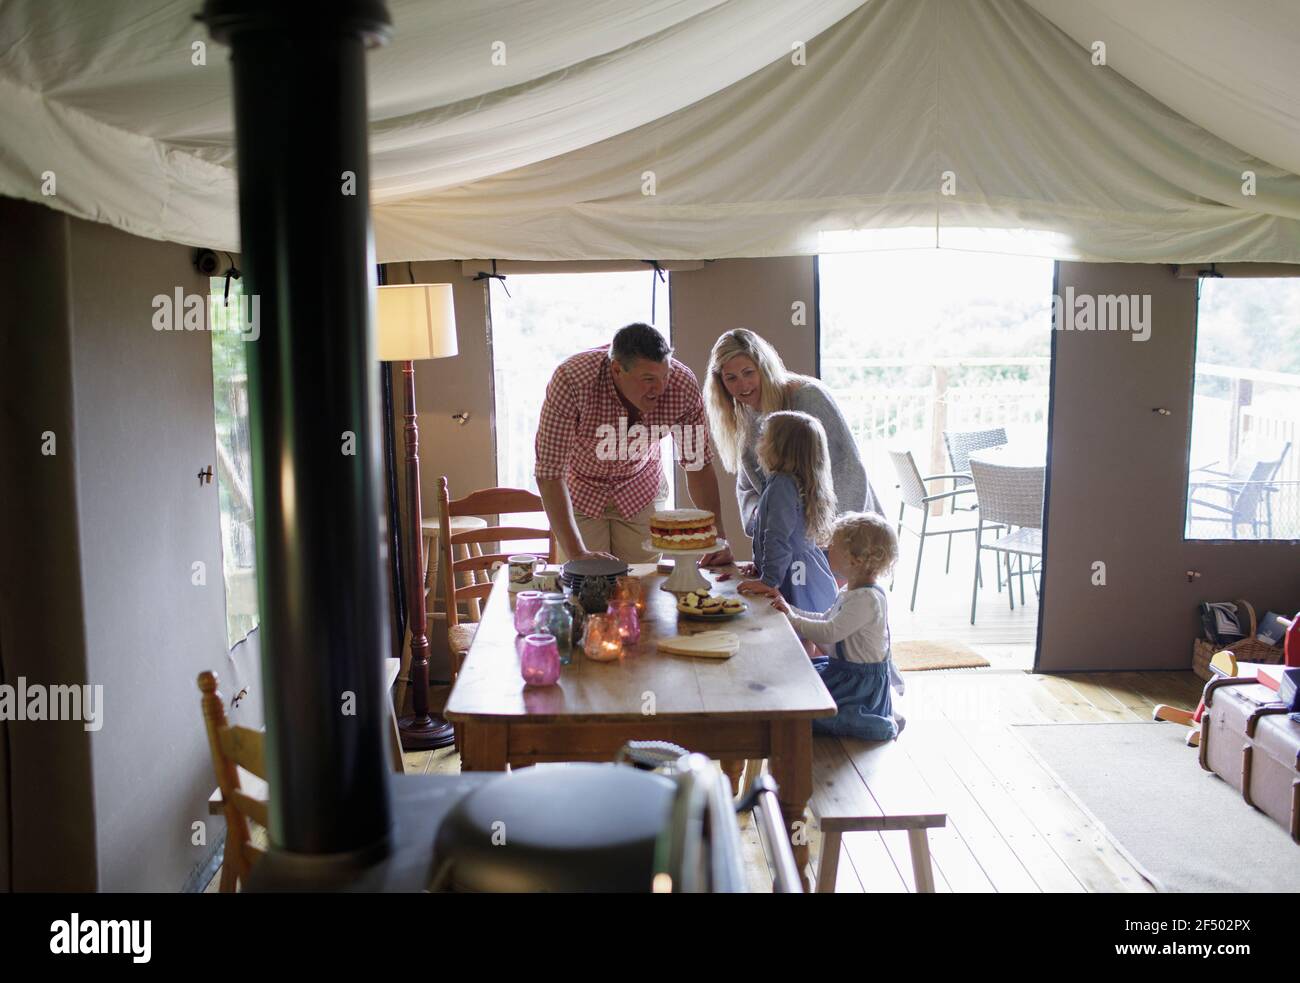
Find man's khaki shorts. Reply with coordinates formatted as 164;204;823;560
564;484;668;565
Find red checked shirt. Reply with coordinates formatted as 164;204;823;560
534;347;713;518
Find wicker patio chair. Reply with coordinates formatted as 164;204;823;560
969;458;1044;624
1188;441;1291;539
943;427;1008;507
888;449;993;612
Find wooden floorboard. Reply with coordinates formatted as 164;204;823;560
841;830;910;893
929;717;1086;892
897;722;1039;892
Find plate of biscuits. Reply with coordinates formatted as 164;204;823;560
676;588;747;620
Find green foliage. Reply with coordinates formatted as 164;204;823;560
208;277;259;648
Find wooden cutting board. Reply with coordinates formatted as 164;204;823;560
656;630;739;659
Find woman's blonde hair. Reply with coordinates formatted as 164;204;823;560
832;512;899;582
756;411;837;546
706;328;811;472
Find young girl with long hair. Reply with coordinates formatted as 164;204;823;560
737;411;839;617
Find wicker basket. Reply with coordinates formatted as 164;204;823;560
1191;598;1285;681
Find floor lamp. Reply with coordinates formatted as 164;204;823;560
377;282;458;750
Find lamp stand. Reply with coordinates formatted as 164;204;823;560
396;359;456;750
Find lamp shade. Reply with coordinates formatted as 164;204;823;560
376;283;458;361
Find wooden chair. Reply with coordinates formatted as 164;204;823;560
437;479;556;716
200;660;404;891
198;671;268;893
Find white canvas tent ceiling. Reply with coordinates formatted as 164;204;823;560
2;0;1300;263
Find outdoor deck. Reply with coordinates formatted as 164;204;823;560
884;517;1040;669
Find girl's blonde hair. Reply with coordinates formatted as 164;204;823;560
706;328;814;473
832;512;899;582
756;411;837;546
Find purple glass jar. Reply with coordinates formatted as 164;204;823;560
520;633;561;687
513;590;545;635
611;598;641;646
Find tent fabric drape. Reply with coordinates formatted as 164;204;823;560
3;0;1299;263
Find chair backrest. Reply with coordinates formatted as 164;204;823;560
1227;451;1261;483
198;671;267;892
944;427;1009;475
888;449;929;510
1228;458;1278;525
969;459;1045;529
1263;440;1291;479
438;478;556;628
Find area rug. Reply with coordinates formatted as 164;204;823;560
1012;721;1300;893
892;639;991;672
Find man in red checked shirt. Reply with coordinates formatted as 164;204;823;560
535;323;735;566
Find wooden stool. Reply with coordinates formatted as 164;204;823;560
811;736;946;893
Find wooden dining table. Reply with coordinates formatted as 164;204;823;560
445;562;836;874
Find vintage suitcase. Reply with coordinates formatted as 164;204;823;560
1199;677;1300;842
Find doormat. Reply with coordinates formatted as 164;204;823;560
893;640;991;672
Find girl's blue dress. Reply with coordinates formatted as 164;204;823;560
751;473;838;614
812;585;897;742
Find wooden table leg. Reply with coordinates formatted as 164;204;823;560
908;828;936;893
816;830;842;893
459;721;508;772
743;758;765;794
769;719;813;888
720;759;744;797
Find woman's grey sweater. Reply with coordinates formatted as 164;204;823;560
736;379;883;537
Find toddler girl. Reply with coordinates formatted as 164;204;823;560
772;511;905;741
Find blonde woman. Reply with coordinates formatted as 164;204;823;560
736;411;840;620
706;329;881;546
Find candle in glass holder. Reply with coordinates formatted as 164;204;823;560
582;613;624;662
520;633;561;686
610;598;640;646
513;590;545;635
613;575;646;615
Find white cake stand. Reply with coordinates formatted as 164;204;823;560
643;539;728;594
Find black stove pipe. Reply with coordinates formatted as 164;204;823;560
201;0;394;859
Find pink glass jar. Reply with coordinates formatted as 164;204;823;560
610;598;641;646
520;633;561;687
513;590;545;635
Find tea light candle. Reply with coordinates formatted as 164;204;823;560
513;590;545;635
611;598;640;646
520;633;561;687
613;575;646;615
582;613;624;662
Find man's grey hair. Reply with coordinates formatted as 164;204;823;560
609;322;673;369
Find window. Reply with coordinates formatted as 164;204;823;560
1185;277;1300;541
489;270;673;526
209;276;259;647
818;250;1054;514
